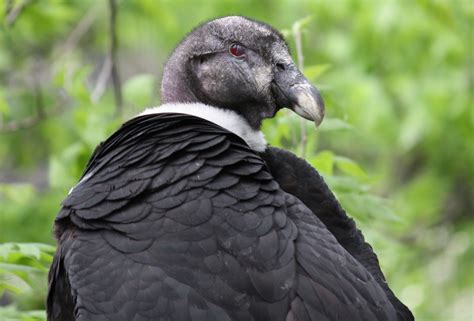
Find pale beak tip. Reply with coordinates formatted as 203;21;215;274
293;84;325;128
314;116;323;128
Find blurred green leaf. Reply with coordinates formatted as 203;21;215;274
304;64;331;81
318;117;354;131
325;175;370;193
0;185;35;204
0;89;9;115
49;143;84;188
334;156;367;178
310;150;334;175
0;272;31;295
0;306;46;321
0;243;54;301
339;193;400;222
123;74;156;108
291;16;313;33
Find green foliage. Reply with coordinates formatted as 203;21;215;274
0;243;53;321
0;1;472;320
0;307;45;321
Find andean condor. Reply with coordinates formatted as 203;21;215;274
47;16;414;321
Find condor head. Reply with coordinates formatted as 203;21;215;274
161;16;325;130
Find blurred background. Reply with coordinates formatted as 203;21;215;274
0;0;472;320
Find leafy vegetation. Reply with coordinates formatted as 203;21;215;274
0;243;53;321
0;1;472;320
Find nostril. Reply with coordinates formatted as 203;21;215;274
276;63;286;71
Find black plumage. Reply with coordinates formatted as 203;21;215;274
47;16;413;321
260;147;414;320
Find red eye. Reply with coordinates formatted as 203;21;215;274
229;43;245;57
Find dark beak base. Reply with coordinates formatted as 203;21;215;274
272;63;325;126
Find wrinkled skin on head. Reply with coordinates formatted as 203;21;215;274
161;16;324;129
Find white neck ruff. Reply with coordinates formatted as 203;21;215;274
138;103;267;152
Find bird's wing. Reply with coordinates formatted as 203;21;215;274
49;113;294;321
284;194;397;321
261;147;414;321
48;113;396;321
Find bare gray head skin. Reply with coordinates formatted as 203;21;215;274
161;16;324;129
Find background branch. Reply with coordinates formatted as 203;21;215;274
0;80;67;134
0;95;65;134
54;4;99;59
0;78;65;134
108;0;123;116
91;56;112;102
5;0;31;27
0;107;62;133
292;20;307;158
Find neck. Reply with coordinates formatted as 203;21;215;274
139;103;267;152
160;51;268;130
161;51;197;104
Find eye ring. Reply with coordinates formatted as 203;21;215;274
229;43;245;58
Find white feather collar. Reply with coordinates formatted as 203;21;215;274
138;103;267;152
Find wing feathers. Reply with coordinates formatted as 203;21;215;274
49;114;402;321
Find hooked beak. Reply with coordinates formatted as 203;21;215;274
272;63;325;126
